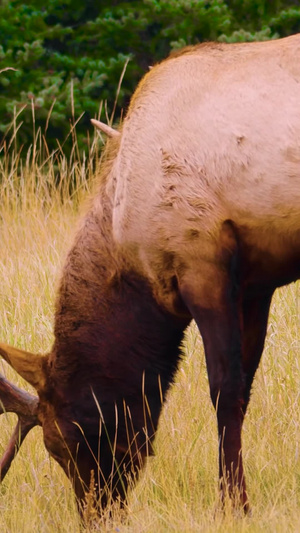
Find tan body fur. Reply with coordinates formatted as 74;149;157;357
110;35;300;308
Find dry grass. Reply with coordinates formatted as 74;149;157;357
0;130;299;532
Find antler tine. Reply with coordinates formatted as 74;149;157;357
0;374;38;417
0;418;37;481
0;374;40;482
91;118;120;138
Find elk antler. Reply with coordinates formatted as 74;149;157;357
91;119;120;138
0;373;40;481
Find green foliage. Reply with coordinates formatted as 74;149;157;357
223;0;300;41
0;0;300;154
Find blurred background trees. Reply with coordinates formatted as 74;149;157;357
1;0;300;154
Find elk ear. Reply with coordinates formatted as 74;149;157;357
0;343;47;393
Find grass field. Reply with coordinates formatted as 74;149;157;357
0;146;299;532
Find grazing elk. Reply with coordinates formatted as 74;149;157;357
1;33;300;513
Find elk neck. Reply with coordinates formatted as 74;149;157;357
47;197;190;408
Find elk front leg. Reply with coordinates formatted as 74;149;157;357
241;287;274;415
179;223;248;509
189;299;247;508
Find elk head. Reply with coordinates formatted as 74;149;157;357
0;343;110;509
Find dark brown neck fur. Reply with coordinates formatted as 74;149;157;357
47;171;190;435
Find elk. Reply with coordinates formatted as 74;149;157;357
1;33;300;513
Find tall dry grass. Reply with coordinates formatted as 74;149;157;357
0;115;299;532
